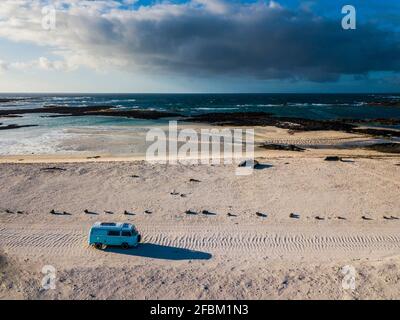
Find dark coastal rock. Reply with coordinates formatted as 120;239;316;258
0;98;30;103
351;128;400;138
367;100;400;107
260;143;305;152
0;115;23;118
0;105;182;120
184;112;400;139
184;112;274;126
0;124;38;131
275;118;355;132
345;118;400;126
363;143;400;154
184;112;355;132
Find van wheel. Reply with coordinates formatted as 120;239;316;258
95;243;103;250
121;243;129;249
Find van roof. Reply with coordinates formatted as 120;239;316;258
92;222;134;230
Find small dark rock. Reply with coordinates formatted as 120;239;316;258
260;143;305;152
362;216;373;221
256;212;267;218
185;210;197;215
202;210;217;216
324;156;341;161
40;167;66;171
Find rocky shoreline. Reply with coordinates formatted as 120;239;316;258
1;105;399;141
0;105;181;120
0;123;38;131
363;143;400;153
184;112;400;138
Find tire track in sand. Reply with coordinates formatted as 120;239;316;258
1;225;400;260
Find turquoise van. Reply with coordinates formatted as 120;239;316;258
88;222;141;249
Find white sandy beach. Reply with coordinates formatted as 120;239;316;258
1;128;400;299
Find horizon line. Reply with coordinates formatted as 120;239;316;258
1;92;400;95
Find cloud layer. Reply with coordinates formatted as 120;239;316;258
0;0;399;82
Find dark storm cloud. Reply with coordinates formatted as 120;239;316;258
99;3;400;82
2;1;400;81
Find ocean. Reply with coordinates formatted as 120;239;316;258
1;93;400;155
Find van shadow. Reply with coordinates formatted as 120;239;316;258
105;243;212;261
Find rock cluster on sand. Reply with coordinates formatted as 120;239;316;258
0;124;38;131
260;143;305;152
0;105;182;120
364;143;400;154
324;156;342;161
184;112;400;138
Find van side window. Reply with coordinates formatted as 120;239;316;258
108;230;120;236
122;231;132;237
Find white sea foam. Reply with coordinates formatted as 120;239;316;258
0;128;78;155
